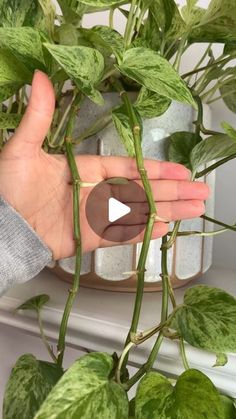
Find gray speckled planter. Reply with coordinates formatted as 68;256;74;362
50;93;215;292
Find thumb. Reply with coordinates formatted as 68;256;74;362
13;70;55;151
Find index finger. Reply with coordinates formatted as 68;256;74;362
99;156;191;181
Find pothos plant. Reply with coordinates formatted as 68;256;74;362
1;0;236;418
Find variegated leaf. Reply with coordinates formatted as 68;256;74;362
190;134;236;171
44;43;104;104
0;27;46;72
169;285;236;353
3;354;63;419
118;47;195;107
135;87;171;118
135;370;223;419
35;352;129;419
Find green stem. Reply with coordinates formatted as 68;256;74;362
109;7;115;28
201;214;236;233
18;87;25;115
57;94;82;368
50;94;74;148
38;311;57;363
124;334;164;391
172;227;233;237
195;154;236;178
124;0;138;48
182;55;228;79
206;90;236;104
73;112;112;144
180;339;189;370
111;78;157;374
185;44;212;84
160;235;169;322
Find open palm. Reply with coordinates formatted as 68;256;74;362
0;71;209;260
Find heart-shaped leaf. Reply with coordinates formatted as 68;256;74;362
118;47;195;107
0;27;46;72
169;285;236;353
134;87;171;119
35;352;129;419
81;25;124;62
3;354;63;419
135;369;223;419
44;43;105;104
16;294;50;313
167;131;202;169
190;134;236;171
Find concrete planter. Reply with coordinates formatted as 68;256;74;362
49;93;214;292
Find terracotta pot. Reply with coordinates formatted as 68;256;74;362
48;94;214;292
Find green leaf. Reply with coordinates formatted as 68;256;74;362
169;285;236;353
167;131;202;170
221;395;236;419
0;27;46;72
220;79;236;113
189;0;236;43
0;49;31;85
0;83;22;103
112;104;142;157
134;87;171;119
81;26;124;63
190;134;236;171
44;43;104;105
0;112;22;129
16;294;50;313
135;369;223;419
0;0;34;27
3;354;63;419
38;0;56;38
213;353;228;367
35;352;129;419
221;121;236;141
118;48;196;107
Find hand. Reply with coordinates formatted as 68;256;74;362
0;71;210;260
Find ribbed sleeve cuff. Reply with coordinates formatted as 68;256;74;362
0;195;53;295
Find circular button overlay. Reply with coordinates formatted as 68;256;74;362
85;178;147;243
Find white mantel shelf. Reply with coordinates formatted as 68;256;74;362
0;267;236;397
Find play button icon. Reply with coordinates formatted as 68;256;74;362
85;178;147;243
108;198;131;223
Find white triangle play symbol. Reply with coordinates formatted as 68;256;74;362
108;198;131;223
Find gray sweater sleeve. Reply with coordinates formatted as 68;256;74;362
0;195;53;296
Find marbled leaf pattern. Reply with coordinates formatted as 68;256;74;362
3;354;63;419
118;47;195;106
190;134;236;171
35;352;129;419
44;43;105;104
0;27;46;72
169;285;236;352
135;370;223;419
